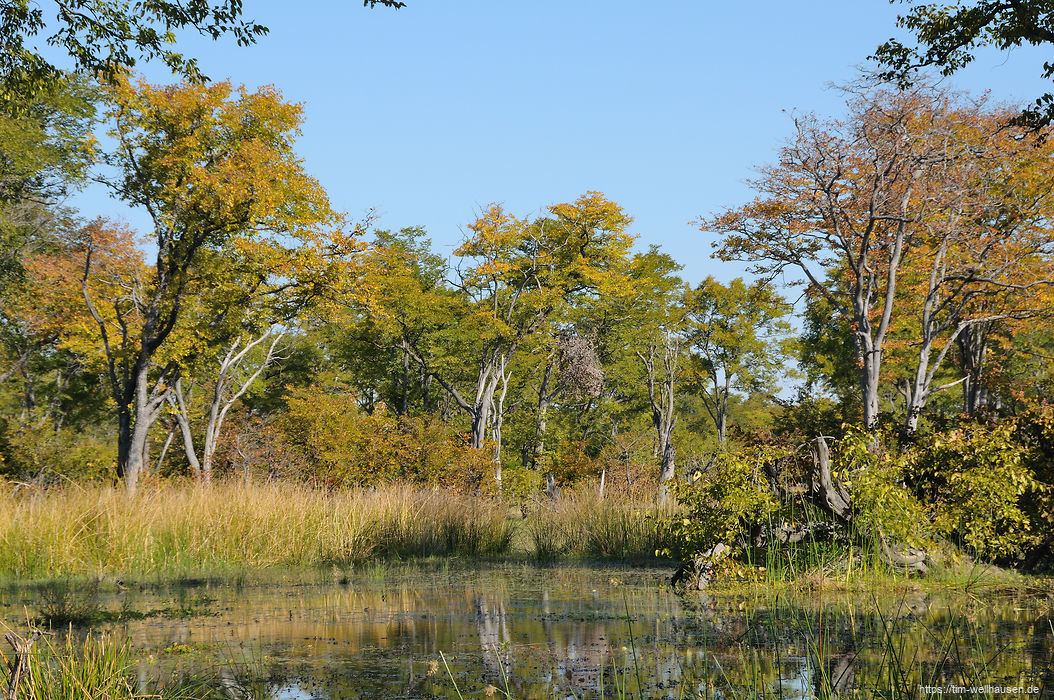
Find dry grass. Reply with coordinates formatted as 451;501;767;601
0;482;515;578
523;486;678;562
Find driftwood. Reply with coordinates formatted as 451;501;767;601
810;436;852;521
672;436;932;589
5;629;48;700
879;538;930;575
671;543;730;590
773;521;845;545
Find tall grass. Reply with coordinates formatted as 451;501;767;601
524;488;677;562
0;482;515;578
0;629;220;700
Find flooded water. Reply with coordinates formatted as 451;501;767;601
2;562;1053;698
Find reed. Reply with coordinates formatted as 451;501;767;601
524;487;677;562
0;628;220;700
0;482;515;578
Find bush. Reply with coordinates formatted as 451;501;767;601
278;385;492;488
906;422;1038;560
664;448;777;559
0;421;115;483
835;429;932;549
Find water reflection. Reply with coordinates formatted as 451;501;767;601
2;563;1051;698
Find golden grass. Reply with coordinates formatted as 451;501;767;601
0;482;516;578
523;487;678;561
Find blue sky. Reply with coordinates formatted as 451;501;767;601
69;1;1050;285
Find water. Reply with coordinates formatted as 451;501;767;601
3;562;1052;698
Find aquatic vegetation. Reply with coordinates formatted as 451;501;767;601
0;628;224;700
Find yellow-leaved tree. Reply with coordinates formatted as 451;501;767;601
79;78;356;494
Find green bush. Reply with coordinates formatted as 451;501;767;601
0;421;115;483
664;448;777;559
835;429;932;549
907;422;1037;560
278;385;492;488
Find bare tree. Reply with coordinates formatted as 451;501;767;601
169;328;284;483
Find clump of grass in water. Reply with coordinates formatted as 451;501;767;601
34;578;104;627
1;627;223;699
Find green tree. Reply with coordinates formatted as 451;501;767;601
607;247;688;500
378;193;635;487
0;1;404;101
80;78;348;494
874;0;1054;129
686;277;793;446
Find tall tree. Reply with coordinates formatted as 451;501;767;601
706;86;982;431
686;277;793;445
896;110;1054;431
607;247;687;500
84;78;346;494
387;193;634;485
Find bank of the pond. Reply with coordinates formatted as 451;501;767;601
2;483;1045;599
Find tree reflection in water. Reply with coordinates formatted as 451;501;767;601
4;563;1049;698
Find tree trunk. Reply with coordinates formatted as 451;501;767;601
120;360;168;496
124;365;152;495
810;436;851;521
116;409;131;481
421;368;432;412
958;323;989;415
657;431;676;501
172;380;202;480
400;342;410;415
532;362;554;469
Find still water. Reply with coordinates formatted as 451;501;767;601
3;562;1053;698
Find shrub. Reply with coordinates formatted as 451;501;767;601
835;429;932;549
278;385;492;488
906;422;1038;560
0;421;115;483
664;448;777;559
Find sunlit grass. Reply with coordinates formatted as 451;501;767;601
0;627;221;700
0;482;515;578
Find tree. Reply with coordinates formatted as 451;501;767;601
706;86;986;431
83;78;346;494
1;78;95;322
873;0;1054;129
383;193;634;486
686;277;793;445
0;0;404;101
607;247;688;501
895;109;1054;431
169;328;283;483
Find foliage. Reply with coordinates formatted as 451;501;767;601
0;421;115;482
279;385;491;488
0;0;267;101
834;429;933;549
906;422;1039;559
663;448;778;559
873;0;1054;129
